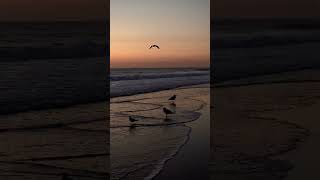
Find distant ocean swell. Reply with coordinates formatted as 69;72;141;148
110;69;210;98
212;19;320;82
0;22;108;115
111;70;209;81
0;41;105;60
212;32;320;49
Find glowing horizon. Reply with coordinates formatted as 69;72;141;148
111;0;210;68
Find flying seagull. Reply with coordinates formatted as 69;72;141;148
149;44;160;49
163;107;174;119
168;95;176;101
129;116;139;123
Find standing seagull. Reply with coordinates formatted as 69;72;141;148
163;107;174;119
168;95;176;101
149;44;160;49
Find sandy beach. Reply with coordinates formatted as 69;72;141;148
110;84;210;180
211;69;320;179
0;102;109;180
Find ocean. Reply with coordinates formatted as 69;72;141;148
110;68;210;97
212;18;320;82
0;22;108;114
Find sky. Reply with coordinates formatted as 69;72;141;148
111;0;210;68
212;0;320;18
0;0;108;22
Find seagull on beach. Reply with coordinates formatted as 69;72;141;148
163;107;174;119
168;95;176;101
149;44;160;49
129;116;139;123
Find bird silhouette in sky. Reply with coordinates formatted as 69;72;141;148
149;44;160;49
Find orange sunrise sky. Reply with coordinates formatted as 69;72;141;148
111;0;210;68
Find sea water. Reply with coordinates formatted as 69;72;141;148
0;22;107;114
110;68;210;97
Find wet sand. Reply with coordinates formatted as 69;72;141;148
0;103;109;180
155;85;210;180
110;84;210;180
212;69;320;180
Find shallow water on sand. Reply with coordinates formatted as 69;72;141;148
0;102;108;180
211;73;319;180
155;94;210;179
110;85;209;180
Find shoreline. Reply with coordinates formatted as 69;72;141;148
154;90;210;180
145;126;192;180
4;67;317;116
110;84;210;180
212;68;320;180
0;101;108;179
